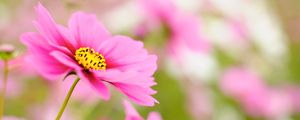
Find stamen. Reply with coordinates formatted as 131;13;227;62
74;47;106;70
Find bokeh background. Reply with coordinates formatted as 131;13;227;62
0;0;300;120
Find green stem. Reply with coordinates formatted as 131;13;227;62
0;60;8;119
55;77;80;120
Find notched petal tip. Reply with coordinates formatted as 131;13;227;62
35;2;49;16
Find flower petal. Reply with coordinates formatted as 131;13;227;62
94;70;158;106
21;31;73;58
25;55;70;80
98;35;157;76
77;71;110;100
115;83;158;106
56;25;78;52
34;3;76;51
147;112;162;120
50;51;81;70
94;70;157;87
21;32;51;54
21;32;70;80
123;100;143;120
68;12;110;49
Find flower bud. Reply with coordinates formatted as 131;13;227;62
0;44;15;60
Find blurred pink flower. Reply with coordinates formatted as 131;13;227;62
0;56;34;98
21;3;158;106
285;86;300;112
220;67;292;118
139;0;211;56
220;67;267;99
123;100;162;120
3;116;25;120
242;89;292;118
186;84;212;120
8;55;38;76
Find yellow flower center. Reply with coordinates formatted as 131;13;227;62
74;47;106;70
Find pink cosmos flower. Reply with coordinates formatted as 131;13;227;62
139;0;211;57
123;100;162;120
220;67;267;99
220;67;292;118
21;3;158;106
241;89;292;118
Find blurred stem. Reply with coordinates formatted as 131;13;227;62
56;77;80;120
0;60;8;119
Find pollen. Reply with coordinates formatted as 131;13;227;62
74;47;106;70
